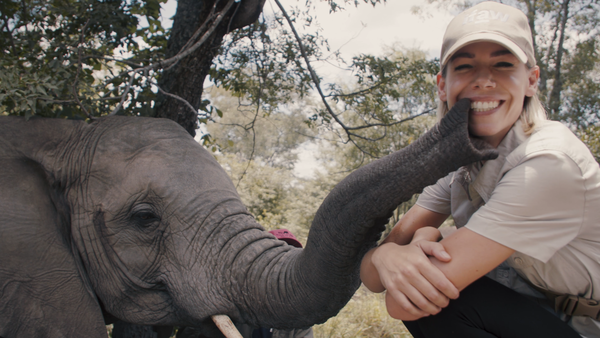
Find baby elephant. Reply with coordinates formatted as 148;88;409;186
0;99;495;337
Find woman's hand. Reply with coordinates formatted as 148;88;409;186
412;226;443;243
370;230;459;320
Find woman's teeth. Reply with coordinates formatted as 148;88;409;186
471;101;500;112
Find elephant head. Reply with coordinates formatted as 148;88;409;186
0;99;497;337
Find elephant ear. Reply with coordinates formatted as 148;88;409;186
0;159;106;337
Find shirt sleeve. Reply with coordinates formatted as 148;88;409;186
416;172;453;215
465;151;586;263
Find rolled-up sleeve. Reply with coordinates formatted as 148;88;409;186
465;151;585;263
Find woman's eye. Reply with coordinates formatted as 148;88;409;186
495;61;514;68
454;64;472;71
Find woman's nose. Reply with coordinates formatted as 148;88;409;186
472;69;496;89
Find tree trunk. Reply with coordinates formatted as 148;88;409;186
548;0;571;118
154;0;266;137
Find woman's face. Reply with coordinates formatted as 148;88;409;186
437;41;539;147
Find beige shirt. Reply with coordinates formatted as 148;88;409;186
417;120;600;337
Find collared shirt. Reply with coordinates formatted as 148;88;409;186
416;120;600;337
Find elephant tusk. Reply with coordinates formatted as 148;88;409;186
211;314;244;338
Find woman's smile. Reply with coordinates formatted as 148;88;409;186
470;100;502;113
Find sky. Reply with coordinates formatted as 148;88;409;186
160;0;455;177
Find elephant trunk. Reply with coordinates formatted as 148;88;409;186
239;99;498;329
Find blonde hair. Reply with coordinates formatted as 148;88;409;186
436;67;547;136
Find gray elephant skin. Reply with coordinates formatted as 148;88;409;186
0;99;496;337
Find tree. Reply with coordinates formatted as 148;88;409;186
204;86;315;169
320;46;439;159
153;0;267;135
520;0;600;127
0;0;154;118
0;0;267;132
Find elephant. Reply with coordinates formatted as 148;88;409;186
0;98;497;337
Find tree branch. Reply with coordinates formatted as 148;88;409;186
273;0;431;157
149;79;206;119
273;0;347;130
109;0;237;116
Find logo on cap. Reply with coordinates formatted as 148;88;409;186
463;9;510;25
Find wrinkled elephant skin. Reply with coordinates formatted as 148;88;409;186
0;99;497;337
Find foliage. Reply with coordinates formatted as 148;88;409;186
6;0;596;144
210;13;321;115
579;124;600;163
313;48;438;167
1;0;438;150
560;38;600;128
320;47;439;157
521;0;600;128
205;86;316;168
210;0;387;115
0;0;168;119
212;10;440;154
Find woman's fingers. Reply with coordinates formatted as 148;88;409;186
418;240;452;262
389;266;447;313
372;243;457;314
417;250;459;300
414;241;459;299
385;287;431;321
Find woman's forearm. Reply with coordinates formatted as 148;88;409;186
431;227;515;291
360;248;386;293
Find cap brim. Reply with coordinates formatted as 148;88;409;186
441;32;528;67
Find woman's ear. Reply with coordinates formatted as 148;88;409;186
437;72;447;102
526;65;540;97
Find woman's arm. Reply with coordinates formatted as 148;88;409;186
360;205;456;318
384;227;515;320
434;227;515;290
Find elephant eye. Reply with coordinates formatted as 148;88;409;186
131;205;161;228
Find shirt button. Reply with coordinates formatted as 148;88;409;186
514;257;524;265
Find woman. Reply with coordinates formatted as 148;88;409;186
360;2;600;337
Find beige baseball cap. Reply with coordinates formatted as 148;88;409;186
440;1;536;69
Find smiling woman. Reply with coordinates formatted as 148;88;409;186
360;2;600;338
